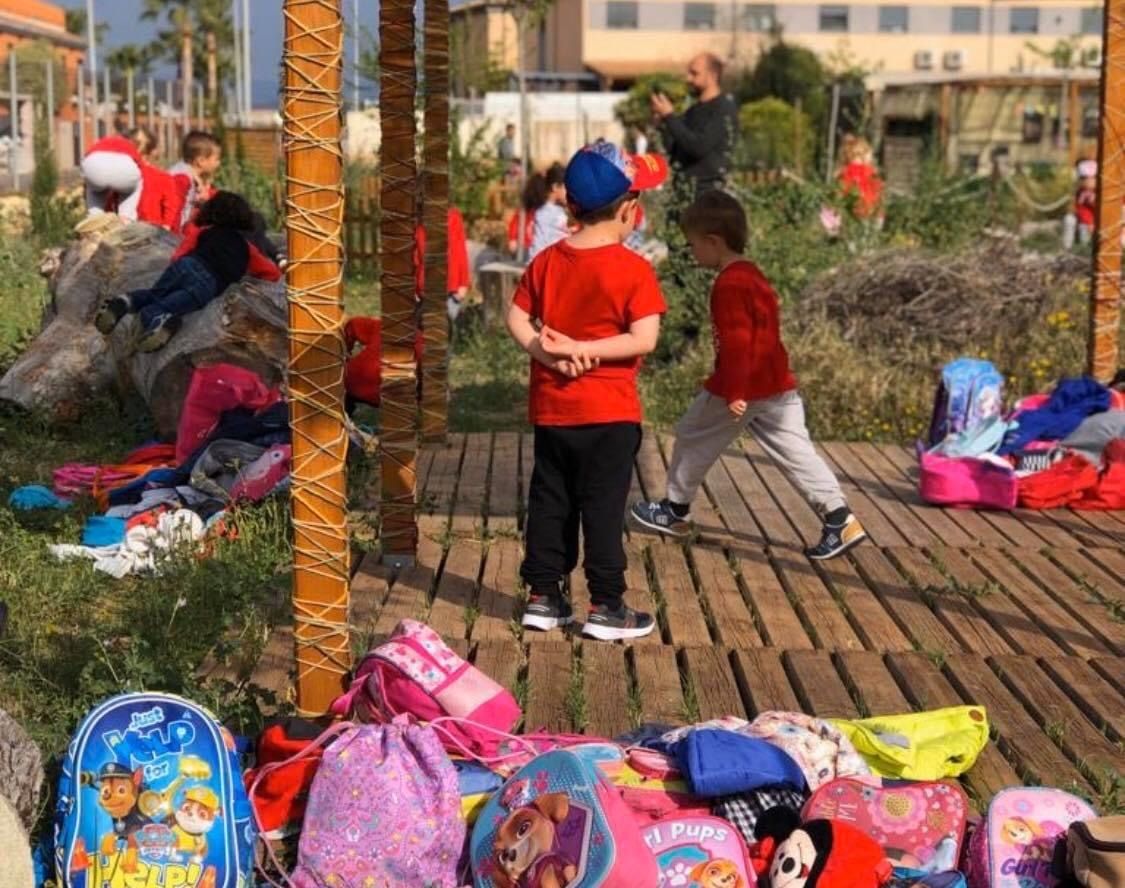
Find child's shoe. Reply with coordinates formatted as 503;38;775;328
137;313;182;352
94;295;131;334
806;513;867;560
522;585;574;632
629;499;691;538
582;604;655;641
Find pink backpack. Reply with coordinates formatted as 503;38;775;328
803;776;970;873
918;450;1018;510
255;720;465;888
964;787;1097;888
643;815;756;886
331;619;521;758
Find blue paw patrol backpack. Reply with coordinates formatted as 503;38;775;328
54;691;255;888
470;747;657;888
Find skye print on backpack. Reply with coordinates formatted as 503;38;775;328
54;692;254;888
928;358;1004;447
643;815;755;887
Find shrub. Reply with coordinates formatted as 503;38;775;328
737;97;812;173
614;74;690;150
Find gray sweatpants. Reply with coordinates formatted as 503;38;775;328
665;389;847;518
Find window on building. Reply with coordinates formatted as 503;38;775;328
606;0;638;28
1009;7;1039;33
684;2;717;29
878;5;908;31
819;4;849;31
1080;6;1102;34
951;6;981;33
1022;109;1044;143
742;3;776;30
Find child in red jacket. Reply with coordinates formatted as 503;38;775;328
94;191;280;352
630;191;866;560
836;135;883;221
415;206;472;319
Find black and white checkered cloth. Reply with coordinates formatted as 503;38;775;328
711;786;808;846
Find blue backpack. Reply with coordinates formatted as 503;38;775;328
54;692;255;888
928;358;1005;447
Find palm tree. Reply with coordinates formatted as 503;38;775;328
141;0;194;123
141;0;234;122
106;44;153;126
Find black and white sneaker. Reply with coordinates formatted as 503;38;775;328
805;514;867;560
582;604;656;641
630;500;692;538
521;589;574;632
95;295;131;334
136;313;183;352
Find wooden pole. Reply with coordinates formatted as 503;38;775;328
421;0;451;442
1088;0;1123;381
282;0;351;715
379;0;419;563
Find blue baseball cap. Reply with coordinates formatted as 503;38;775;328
564;139;668;215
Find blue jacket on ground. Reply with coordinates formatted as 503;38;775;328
672;729;806;796
998;376;1110;455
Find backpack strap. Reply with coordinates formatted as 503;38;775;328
428;716;608;766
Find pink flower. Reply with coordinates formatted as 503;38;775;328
870;791;928;835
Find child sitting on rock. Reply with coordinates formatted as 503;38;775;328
95;191;281;352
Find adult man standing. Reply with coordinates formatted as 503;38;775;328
651;53;739;196
497;123;517;163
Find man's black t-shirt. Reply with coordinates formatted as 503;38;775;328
660;94;739;194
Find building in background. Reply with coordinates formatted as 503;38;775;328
451;0;1106;92
0;0;85;99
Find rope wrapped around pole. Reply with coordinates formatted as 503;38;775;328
282;0;351;715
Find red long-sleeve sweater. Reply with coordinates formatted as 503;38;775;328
414;207;471;296
704;260;797;404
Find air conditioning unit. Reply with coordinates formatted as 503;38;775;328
943;49;967;70
913;50;934;70
1082;46;1103;68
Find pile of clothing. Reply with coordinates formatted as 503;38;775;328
9;364;292;578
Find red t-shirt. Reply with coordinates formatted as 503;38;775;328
513;241;665;426
838;162;884;218
704;260;797;404
1075;188;1096;227
507;211;535;250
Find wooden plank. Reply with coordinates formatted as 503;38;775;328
488;432;520;533
783;650;860;718
691;546;762;648
992;655;1125;778
816;443;912;548
249;626;297;713
849;444;976;547
813;553;913;652
771;548;864;651
853;547;962;654
519;432;534;530
635;432;668;505
701;444;760;543
825;443;932;547
1083;545;1125;582
632;645;685;726
732;649;801;715
969;548;1109;660
1044;511;1122;548
582;643;632;738
649;544;712;646
743;438;821;546
657;433;727;545
896;547;1015;656
735;549;813;649
1091;657;1125;695
1014;550;1125;656
373;564;434;637
428;539;482;640
1010;508;1089;549
421;432;465;523
932;544;1064;656
452;432;490;534
474;538;521;641
886;652;1020;804
978;504;1056;548
682;647;747;721
720;448;802;551
943;653;1091;790
525;641;574;732
1038;655;1125;742
1042;549;1125;655
623;540;661;646
837;651;912;717
473;637;523;694
348;552;392;649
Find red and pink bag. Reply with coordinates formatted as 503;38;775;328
330;619;521;758
918;450;1018;510
803;776;970;873
964;787;1097;888
644;815;756;886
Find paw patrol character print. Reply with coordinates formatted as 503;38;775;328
491;792;579;888
1001;816;1058;861
79;762;150;873
172;786;221;863
691;858;747;888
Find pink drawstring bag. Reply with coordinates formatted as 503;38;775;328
175;364;281;463
918;450;1018;510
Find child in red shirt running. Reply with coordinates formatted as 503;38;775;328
630;191;866;560
508;140;668;640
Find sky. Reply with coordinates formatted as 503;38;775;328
60;1;380;107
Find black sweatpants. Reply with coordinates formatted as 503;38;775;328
521;422;642;610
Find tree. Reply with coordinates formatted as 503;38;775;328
12;41;67;114
614;74;689;147
64;8;109;43
736;36;828;127
141;0;195;120
738;97;811;172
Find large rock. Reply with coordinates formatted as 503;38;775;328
0;708;42;830
0;220;288;437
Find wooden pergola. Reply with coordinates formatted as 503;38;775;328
279;0;1123;715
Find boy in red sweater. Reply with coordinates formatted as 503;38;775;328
631;191;866;560
508;140;668;640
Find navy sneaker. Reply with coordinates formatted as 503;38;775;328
95;295;131;334
805;514;867;560
522;588;574;632
136;313;183;352
630;500;691;538
582;604;655;641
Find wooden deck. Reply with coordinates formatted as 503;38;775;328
226;434;1125;807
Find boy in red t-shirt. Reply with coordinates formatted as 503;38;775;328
630;191;866;560
507;140;668;640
